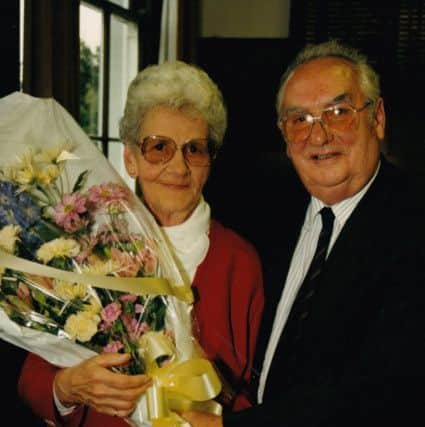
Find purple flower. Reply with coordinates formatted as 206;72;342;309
54;193;88;232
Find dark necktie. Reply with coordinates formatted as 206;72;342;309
264;207;335;398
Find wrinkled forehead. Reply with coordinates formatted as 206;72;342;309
281;57;360;110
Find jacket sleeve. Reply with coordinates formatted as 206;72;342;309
230;245;264;411
18;352;86;427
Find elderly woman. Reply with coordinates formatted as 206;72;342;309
18;61;264;426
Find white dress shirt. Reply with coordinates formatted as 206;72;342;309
258;163;380;403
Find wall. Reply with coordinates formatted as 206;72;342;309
201;0;290;38
197;1;297;245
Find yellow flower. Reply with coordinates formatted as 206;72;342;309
0;224;21;253
5;148;37;185
85;297;102;314
36;237;81;264
53;280;88;300
16;165;36;185
64;311;100;342
33;145;66;163
83;256;121;276
36;164;61;185
2;166;17;182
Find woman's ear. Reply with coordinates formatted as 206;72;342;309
123;145;138;178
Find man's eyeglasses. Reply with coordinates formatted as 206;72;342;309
137;135;215;166
278;100;373;144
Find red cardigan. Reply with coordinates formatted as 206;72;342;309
18;219;264;426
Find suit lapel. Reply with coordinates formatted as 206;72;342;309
255;174;309;363
305;158;396;340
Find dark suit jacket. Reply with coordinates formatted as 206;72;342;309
225;156;425;426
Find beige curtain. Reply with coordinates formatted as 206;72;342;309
159;0;179;62
158;0;200;63
23;0;79;120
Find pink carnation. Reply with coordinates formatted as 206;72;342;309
87;182;130;213
121;314;149;340
75;233;98;263
119;293;138;303
135;303;144;314
101;302;122;325
103;340;124;353
137;247;158;276
111;247;142;277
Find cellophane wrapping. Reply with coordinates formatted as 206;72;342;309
0;92;220;426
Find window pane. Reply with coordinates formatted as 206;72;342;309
109;14;139;139
108;15;138;189
108;140;135;192
109;0;130;8
79;3;103;137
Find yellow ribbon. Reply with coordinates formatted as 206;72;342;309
0;251;219;426
140;332;222;427
0;250;193;303
148;360;222;427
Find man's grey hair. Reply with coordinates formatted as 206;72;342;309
276;39;381;118
119;61;227;151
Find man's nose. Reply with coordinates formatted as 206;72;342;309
308;118;330;145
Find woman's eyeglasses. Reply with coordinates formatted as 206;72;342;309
137;135;215;166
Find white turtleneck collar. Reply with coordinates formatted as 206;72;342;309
161;197;211;284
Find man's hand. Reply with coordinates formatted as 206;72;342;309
181;411;223;427
54;353;152;418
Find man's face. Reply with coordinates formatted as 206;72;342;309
279;57;385;204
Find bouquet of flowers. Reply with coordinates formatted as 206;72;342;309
0;92;221;426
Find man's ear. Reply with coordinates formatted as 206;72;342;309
374;97;386;140
123;144;138;178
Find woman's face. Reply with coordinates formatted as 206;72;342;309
124;105;210;226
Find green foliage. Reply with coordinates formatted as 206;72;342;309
143;296;167;331
72;170;90;193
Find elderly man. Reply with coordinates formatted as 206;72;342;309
183;40;425;426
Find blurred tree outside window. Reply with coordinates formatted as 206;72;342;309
79;1;138;190
80;41;100;136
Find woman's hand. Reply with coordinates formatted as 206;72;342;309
54;353;152;418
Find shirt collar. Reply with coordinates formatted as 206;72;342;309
162;195;210;239
305;161;381;229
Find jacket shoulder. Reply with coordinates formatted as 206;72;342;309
209;219;260;260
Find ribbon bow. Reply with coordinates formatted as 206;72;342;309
140;332;222;427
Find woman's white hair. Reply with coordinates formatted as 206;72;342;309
119;61;227;151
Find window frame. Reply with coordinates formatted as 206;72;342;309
80;0;142;156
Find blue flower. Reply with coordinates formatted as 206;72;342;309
19;227;44;257
0;206;18;227
0;180;41;228
14;192;41;228
0;181;18;209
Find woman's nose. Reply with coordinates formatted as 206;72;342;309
166;146;190;173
